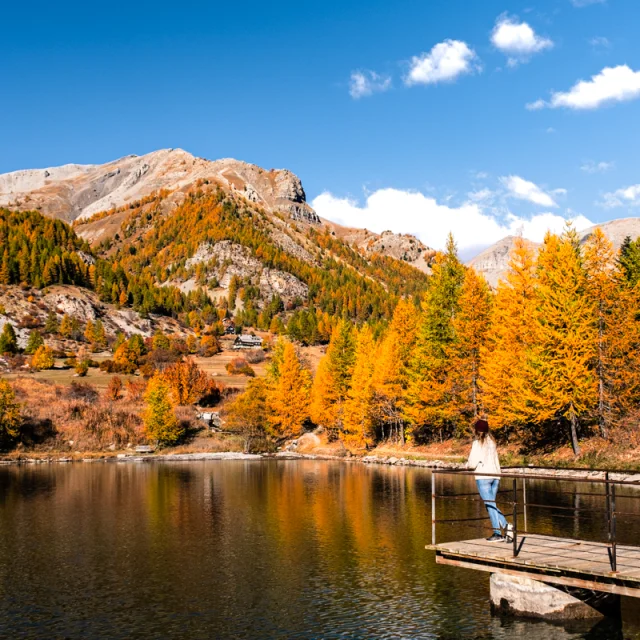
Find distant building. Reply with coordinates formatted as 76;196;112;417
233;335;263;349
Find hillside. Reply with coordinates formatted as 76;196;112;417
0;151;434;345
0;148;433;272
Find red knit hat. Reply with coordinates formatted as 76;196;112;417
474;418;489;433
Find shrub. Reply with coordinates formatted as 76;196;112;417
67;381;99;403
106;376;123;401
226;358;256;377
99;359;117;373
64;357;78;368
75;360;89;377
245;350;266;364
162;359;215;405
126;379;147;401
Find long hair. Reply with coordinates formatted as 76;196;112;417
473;418;494;444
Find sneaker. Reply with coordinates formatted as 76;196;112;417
503;524;514;543
486;533;504;542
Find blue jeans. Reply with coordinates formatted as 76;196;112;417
476;479;508;535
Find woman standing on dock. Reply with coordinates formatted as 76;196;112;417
467;418;513;542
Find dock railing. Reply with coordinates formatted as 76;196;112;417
431;466;640;572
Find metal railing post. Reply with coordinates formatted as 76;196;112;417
431;472;436;547
522;477;527;533
611;482;617;572
512;478;518;557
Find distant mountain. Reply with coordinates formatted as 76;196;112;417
0;149;434;273
469;218;640;287
0;151;434;339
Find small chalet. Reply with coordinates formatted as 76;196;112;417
233;335;263;350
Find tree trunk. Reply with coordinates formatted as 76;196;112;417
569;405;581;456
598;316;608;440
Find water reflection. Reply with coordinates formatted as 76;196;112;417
0;461;638;639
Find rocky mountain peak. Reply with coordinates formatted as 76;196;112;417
0;148;320;224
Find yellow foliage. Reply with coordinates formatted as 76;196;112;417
31;345;55;371
268;342;311;439
144;375;182;445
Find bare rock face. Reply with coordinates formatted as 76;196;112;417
210;159;320;224
0;149;321;225
185;241;308;301
468;236;539;288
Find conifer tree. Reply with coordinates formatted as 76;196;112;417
25;330;44;355
0;323;18;354
450;268;492;422
619;236;640;287
309;320;356;438
0;379;21;448
0;250;11;285
144;375;182;445
268;342;311;439
527;229;596;455
480;238;538;433
370;299;419;443
405;234;465;441
225;378;270;451
84;320;96;344
44;310;59;334
583;229;618;438
342;326;377;448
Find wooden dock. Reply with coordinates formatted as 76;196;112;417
431;534;640;598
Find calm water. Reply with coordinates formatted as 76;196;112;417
0;460;639;639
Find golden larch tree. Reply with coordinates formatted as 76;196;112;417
527;229;596;455
268;342;312;439
342;325;377;449
480;237;538;434
371;298;419;443
450;267;492;422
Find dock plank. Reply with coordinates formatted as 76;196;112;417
432;533;640;597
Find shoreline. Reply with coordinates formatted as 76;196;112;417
3;450;640;482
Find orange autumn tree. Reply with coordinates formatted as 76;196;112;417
268;341;312;439
342;325;377;449
405;234;465;441
584;229;640;429
370;298;419;443
526;228;596;455
480;237;538;434
309;320;356;438
144;374;182;445
163;358;214;405
450;267;492;422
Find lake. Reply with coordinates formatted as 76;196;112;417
0;459;639;639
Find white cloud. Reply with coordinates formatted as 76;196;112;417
526;99;547;111
311;188;590;252
501;175;559;207
349;70;392;99
405;39;480;86
601;184;640;209
491;16;553;65
546;127;556;133
589;36;611;48
530;65;640;110
468;188;495;203
581;160;614;173
571;0;606;6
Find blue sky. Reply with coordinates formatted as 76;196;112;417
2;0;639;253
